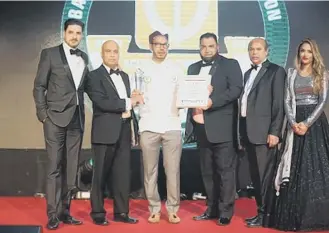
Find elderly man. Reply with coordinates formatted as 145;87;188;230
85;40;142;226
238;38;286;227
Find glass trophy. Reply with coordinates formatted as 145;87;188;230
134;68;148;104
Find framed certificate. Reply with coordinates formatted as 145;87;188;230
176;75;211;108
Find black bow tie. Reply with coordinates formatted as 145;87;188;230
70;49;82;56
251;64;259;70
201;62;213;67
109;69;120;75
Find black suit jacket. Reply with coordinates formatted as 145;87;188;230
185;55;243;144
237;60;286;145
85;65;138;145
33;44;88;129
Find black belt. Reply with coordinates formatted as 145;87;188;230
121;117;131;123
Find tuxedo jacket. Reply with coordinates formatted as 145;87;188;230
237;60;286;146
185;55;243;144
85;65;138;145
33;44;89;129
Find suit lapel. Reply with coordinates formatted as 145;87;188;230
249;61;270;93
58;44;76;88
209;58;219;77
100;65;120;97
78;66;88;88
244;69;252;85
192;62;202;75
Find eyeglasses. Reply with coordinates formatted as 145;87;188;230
152;43;169;48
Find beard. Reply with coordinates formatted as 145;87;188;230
200;53;218;63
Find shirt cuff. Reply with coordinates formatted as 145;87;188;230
125;98;132;111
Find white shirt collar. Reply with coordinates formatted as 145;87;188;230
63;41;77;53
151;57;169;66
202;60;214;64
252;58;268;68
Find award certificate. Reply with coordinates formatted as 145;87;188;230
176;75;211;108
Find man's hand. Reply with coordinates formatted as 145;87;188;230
207;85;213;96
131;89;142;96
201;98;213;111
267;134;279;147
131;94;144;106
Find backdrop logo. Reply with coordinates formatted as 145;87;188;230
61;0;289;69
61;0;290;146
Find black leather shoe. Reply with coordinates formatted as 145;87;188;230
193;212;217;221
217;217;231;226
46;217;60;230
60;215;83;225
113;213;139;224
246;215;263;228
93;217;109;226
245;215;258;223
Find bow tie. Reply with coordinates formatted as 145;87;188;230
70;49;82;56
251;64;259;70
109;69;120;75
201;62;213;67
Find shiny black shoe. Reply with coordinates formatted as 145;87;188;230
245;215;258;223
93;217;109;226
60;215;83;225
113;213;139;224
217;217;231;226
193;212;217;221
46;217;60;230
246;214;263;228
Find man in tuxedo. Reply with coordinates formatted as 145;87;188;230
85;40;141;226
185;32;243;226
238;38;286;227
33;19;88;230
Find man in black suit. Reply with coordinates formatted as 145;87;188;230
33;19;88;230
85;40;141;226
238;38;286;227
185;33;243;226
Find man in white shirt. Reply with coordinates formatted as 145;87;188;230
133;31;183;224
85;40;142;226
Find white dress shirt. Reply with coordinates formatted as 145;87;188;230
103;64;132;118
240;62;264;117
63;42;85;105
136;59;183;134
199;62;213;75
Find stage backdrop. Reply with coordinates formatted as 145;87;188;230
0;0;328;149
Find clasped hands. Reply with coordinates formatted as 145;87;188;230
292;122;308;136
131;89;144;106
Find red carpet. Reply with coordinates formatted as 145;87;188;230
0;197;326;233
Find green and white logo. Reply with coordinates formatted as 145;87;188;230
61;0;290;147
